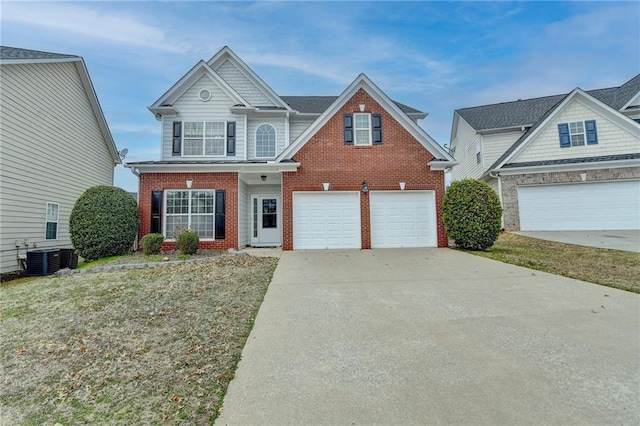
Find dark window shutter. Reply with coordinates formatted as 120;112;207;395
172;122;182;156
585;120;598;145
215;190;225;240
558;123;570;148
372;113;383;145
634;118;640;124
227;121;236;155
151;191;163;234
343;114;354;144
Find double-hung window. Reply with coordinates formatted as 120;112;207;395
558;120;597;148
569;122;585;146
165;190;215;239
354;113;372;145
183;121;225;156
45;202;59;240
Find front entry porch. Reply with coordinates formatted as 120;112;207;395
239;172;282;248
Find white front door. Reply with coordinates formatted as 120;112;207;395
251;195;281;246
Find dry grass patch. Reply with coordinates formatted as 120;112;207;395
0;255;277;425
470;233;640;293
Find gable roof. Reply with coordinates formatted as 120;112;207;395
280;96;425;117
456;74;640;132
484;88;640;177
277;74;455;166
0;46;120;164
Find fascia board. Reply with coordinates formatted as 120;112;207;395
73;60;120;164
0;57;80;65
208;47;293;111
496;158;640;175
124;162;300;174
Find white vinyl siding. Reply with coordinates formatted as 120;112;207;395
481;131;523;170
289;119;314;143
517;181;640;231
0;61;115;273
450;117;485;181
214;59;276;107
162;75;245;160
293;192;361;249
238;179;249;247
514;99;639;163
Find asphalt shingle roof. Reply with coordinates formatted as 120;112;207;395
0;46;78;61
280;96;423;115
502;153;640;168
456;74;640;131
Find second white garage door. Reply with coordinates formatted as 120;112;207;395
370;191;437;248
293;192;361;249
518;180;640;231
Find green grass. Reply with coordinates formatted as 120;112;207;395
469;232;640;293
76;254;124;269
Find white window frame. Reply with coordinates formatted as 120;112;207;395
568;121;586;147
254;123;277;158
45;202;59;240
475;136;482;164
163;189;216;241
354;113;372;146
182;121;226;157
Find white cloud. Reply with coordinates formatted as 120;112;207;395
1;2;189;52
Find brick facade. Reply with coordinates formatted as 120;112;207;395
282;89;448;250
138;172;238;251
501;166;640;230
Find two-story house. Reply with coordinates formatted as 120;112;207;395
125;47;456;251
450;75;640;232
0;46;120;273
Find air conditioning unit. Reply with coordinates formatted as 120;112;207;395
26;249;61;276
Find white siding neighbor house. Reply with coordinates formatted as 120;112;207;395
0;46;120;273
449;75;640;231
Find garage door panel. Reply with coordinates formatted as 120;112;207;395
370;191;437;248
518;181;640;231
293;192;361;249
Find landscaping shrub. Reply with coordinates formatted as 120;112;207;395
140;233;164;255
176;229;199;255
70;186;139;261
442;179;502;250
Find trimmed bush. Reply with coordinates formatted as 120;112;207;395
176;230;199;255
442;179;502;250
141;233;164;255
70;186;140;261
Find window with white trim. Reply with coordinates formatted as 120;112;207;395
354;113;371;145
569;121;585;146
475;136;482;164
255;123;276;157
164;190;215;239
45;202;59;240
183;121;226;156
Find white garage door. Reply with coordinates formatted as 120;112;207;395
293;192;361;249
370;191;437;248
518;180;640;231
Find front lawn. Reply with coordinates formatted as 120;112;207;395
0;255;277;424
470;232;640;293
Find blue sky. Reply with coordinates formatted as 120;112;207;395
2;1;638;192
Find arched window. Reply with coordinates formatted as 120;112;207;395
255;124;276;157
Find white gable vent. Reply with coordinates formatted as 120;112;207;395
198;89;212;102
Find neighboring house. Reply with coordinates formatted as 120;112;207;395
125;46;456;251
0;46;120;273
450;75;640;231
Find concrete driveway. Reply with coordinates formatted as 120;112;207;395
216;249;640;425
514;230;640;252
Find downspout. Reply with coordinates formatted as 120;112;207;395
489;171;504;228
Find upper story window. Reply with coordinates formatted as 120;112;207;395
558;120;598;148
45;202;59;240
354;113;372;145
183;121;226;156
475;136;482;164
255;124;276;158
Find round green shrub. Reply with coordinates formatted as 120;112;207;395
176;230;199;255
70;186;139;261
442;179;502;250
140;233;164;255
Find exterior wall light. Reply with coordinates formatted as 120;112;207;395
323;183;330;191
186;180;193;188
399;182;406;190
361;181;369;193
261;175;267;182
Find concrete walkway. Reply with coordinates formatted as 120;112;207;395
514;230;640;252
216;249;640;425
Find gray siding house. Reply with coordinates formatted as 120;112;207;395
0;46;120;273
